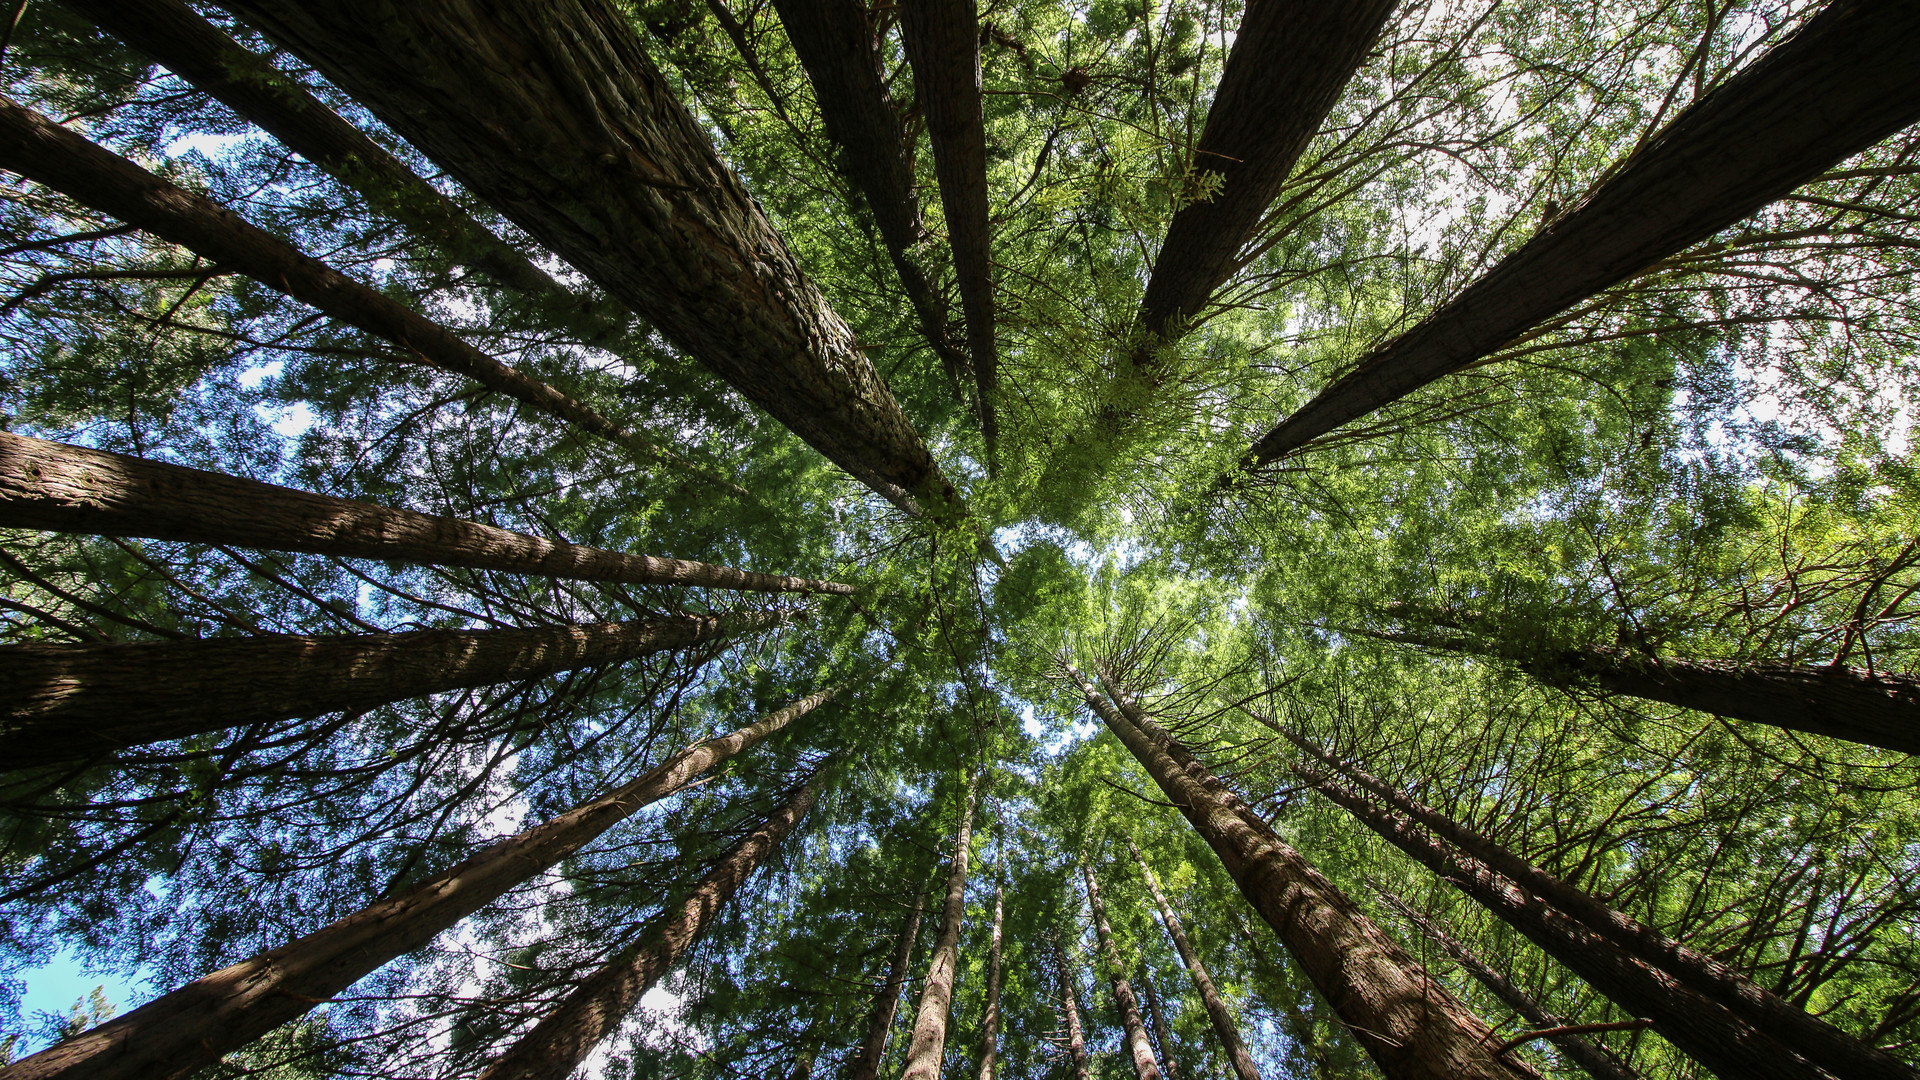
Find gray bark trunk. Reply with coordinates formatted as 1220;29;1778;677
1084;860;1163;1080
849;880;929;1080
1127;838;1261;1080
898;768;982;1080
976;884;1004;1080
1056;935;1092;1080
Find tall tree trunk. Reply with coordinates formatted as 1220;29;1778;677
1;610;786;770
1067;666;1531;1080
1246;0;1920;468
1270;720;1915;1080
849;881;930;1080
0;98;691;473
898;0;998;462
1083;860;1163;1080
1136;963;1178;1080
898;768;983;1080
1055;934;1092;1080
477;771;825;1080
0;431;852;595
2;682;849;1080
1372;886;1645;1080
976;884;1004;1080
214;0;955;515
1127;838;1261;1080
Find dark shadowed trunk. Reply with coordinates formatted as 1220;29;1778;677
1068;666;1531;1080
0;431;852;594
1127;838;1261;1080
1083;860;1162;1080
1056;935;1092;1080
899;768;983;1080
849;878;930;1080
215;0;954;514
2;683;849;1080
477;772;824;1080
1136;964;1178;1080
1;610;787;770
1246;0;1920;467
977;884;1004;1080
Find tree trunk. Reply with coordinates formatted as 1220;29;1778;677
2;681;848;1080
1084;860;1163;1080
898;0;998;461
1270;721;1915;1080
898;768;983;1080
849;879;930;1080
1136;963;1178;1080
1056;935;1092;1080
1246;0;1920;467
1127;837;1261;1080
0;430;852;595
0;98;687;471
477;772;824;1080
214;0;954;515
976;884;1004;1080
1068;667;1531;1080
1;610;786;770
1373;886;1645;1080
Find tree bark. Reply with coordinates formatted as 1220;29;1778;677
1056;935;1092;1080
898;768;982;1080
898;0;998;460
0;610;786;770
849;879;930;1080
0;430;852;595
1083;860;1163;1080
1270;721;1916;1080
1068;667;1531;1080
1136;963;1178;1080
1127;837;1261;1080
976;884;1004;1080
1246;0;1920;468
477;772;824;1080
1;681;848;1080
214;0;954;515
1373;885;1645;1080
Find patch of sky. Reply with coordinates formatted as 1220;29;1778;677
7;948;149;1058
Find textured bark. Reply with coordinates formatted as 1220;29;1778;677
1247;0;1920;467
1070;668;1530;1080
1127;838;1261;1080
0;98;676;468
1136;964;1178;1080
1084;860;1163;1080
1273;722;1915;1080
478;774;823;1080
1374;886;1645;1080
0;431;852;595
1056;936;1092;1080
899;0;998;458
0;610;785;770
849;880;929;1080
977;884;1004;1080
215;0;953;514
898;768;982;1080
2;683;846;1080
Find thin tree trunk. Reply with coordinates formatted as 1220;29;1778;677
1084;860;1163;1080
1056;935;1092;1080
1;610;786;770
0;431;851;595
850;879;930;1080
1246;0;1920;467
1270;720;1915;1080
1136;963;1178;1080
976;884;1004;1080
214;0;954;515
898;768;983;1080
1067;666;1531;1080
1373;886;1645;1080
0;98;704;474
477;771;825;1080
898;0;998;462
1127;837;1261;1080
1;681;848;1080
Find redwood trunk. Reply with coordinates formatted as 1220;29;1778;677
1;682;847;1080
849;881;929;1080
0;610;784;769
1084;860;1163;1080
477;773;824;1080
1056;935;1092;1080
1248;0;1920;467
215;0;953;514
1136;964;1178;1080
976;884;1004;1080
0;431;852;594
1127;838;1261;1080
898;769;982;1080
1070;668;1530;1080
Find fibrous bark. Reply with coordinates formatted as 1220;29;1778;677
3;681;848;1080
1136;963;1178;1080
1127;837;1261;1080
477;772;824;1080
1056;935;1092;1080
0;430;852;594
977;884;1005;1080
849;878;929;1080
1069;667;1530;1080
0;610;786;769
1246;0;1920;468
214;0;955;514
1084;860;1163;1080
898;768;983;1080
